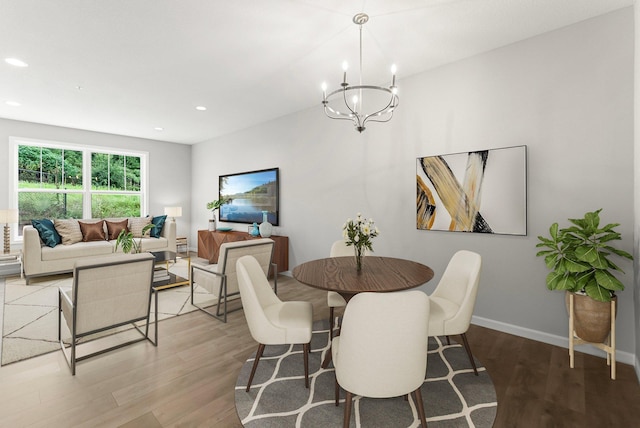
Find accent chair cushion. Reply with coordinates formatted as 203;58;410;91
150;215;166;238
106;219;129;240
54;219;83;245
129;216;152;238
79;220;106;242
31;219;62;248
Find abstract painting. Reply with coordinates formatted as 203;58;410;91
416;145;527;235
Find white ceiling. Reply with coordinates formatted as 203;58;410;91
0;0;633;144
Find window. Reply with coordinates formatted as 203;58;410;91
10;137;148;239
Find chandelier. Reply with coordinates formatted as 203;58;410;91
321;13;399;133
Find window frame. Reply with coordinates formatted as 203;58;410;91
9;136;149;244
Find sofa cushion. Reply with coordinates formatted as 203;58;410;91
129;216;152;238
31;219;62;248
41;240;114;261
54;219;83;245
106;219;129;240
150;215;167;238
79;220;106;242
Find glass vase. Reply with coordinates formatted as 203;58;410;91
354;245;364;272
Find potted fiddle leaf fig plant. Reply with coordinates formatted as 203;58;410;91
115;223;156;254
536;209;632;342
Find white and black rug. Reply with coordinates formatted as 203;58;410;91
235;320;497;427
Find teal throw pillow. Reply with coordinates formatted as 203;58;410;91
31;219;62;248
150;215;167;238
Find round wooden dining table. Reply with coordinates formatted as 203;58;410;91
292;256;435;302
293;256;434;368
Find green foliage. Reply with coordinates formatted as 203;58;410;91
17;144;142;224
206;197;232;211
115;223;156;254
536;209;633;302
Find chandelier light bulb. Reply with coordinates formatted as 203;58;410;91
391;64;397;74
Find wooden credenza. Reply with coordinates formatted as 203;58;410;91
197;230;289;272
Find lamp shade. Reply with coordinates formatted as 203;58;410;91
0;209;19;223
164;206;182;218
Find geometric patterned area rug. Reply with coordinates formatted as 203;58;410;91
235;320;497;427
1;257;215;366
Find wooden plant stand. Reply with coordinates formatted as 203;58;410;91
568;293;616;380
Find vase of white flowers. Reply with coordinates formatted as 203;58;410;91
343;213;379;272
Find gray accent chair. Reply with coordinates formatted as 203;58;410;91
190;238;277;323
58;252;157;375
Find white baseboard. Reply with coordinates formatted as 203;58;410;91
471;315;636;366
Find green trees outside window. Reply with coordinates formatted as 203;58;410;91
16;144;146;234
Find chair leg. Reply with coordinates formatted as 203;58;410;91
246;343;265;392
446;335;451;345
460;333;478;376
303;342;310;388
413;387;428;427
335;375;340;406
329;307;335;340
343;390;353;428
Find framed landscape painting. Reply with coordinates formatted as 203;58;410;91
416;145;527;235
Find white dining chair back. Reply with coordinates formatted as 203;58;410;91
429;249;482;375
332;291;430;426
236;255;313;391
330;240;353;257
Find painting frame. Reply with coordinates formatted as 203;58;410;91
416;145;527;236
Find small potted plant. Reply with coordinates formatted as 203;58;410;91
536;209;632;342
115;223;156;254
206;197;231;231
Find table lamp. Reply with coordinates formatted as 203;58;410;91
164;206;182;223
0;209;19;254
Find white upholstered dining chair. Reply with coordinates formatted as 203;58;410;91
332;291;430;427
190;238;276;323
428;250;482;375
236;255;313;391
58;252;157;375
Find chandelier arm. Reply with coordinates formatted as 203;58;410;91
364;110;395;124
340;87;360;121
323;104;356;122
362;94;399;124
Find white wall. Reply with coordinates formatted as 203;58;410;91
0;118;192;238
192;8;636;358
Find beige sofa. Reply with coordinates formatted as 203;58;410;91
23;217;176;284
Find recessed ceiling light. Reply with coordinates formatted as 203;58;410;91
154;127;164;131
5;101;21;106
5;58;28;67
195;106;207;111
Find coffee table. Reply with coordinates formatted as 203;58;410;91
149;250;191;291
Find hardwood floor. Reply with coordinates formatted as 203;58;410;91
1;274;639;427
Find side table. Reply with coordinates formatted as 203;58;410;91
0;252;22;278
